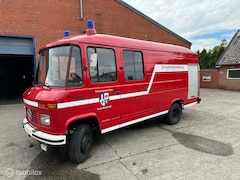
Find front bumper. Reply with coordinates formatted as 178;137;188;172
23;118;66;145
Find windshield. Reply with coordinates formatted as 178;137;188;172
35;45;83;87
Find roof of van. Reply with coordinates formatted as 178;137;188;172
41;33;196;55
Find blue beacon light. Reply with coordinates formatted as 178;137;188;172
86;20;96;35
64;30;70;37
87;20;94;29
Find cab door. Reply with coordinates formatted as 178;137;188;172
84;45;121;133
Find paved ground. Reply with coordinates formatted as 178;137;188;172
0;88;240;180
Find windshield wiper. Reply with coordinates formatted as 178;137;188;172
43;83;51;88
32;81;37;86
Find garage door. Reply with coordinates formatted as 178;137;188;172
0;35;35;99
0;36;34;55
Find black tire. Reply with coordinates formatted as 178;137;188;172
167;103;182;125
69;124;93;163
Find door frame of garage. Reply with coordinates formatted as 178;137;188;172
0;34;37;74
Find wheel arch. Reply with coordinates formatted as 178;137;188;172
169;98;184;110
65;113;101;134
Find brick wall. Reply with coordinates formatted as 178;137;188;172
200;69;219;89
218;65;240;91
0;0;190;58
82;0;190;48
0;0;84;56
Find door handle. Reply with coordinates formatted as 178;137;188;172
112;91;120;95
74;95;83;99
140;87;147;91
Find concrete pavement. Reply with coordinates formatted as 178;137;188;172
0;88;240;179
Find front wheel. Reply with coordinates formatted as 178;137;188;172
167;103;182;125
69;124;93;163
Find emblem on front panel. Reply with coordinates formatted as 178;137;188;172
99;92;109;106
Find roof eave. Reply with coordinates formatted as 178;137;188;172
216;30;240;66
217;63;240;66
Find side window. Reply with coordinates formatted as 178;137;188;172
123;50;144;80
227;69;240;79
87;47;117;83
67;45;83;87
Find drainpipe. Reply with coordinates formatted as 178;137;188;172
80;0;84;19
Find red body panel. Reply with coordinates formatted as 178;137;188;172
23;33;200;137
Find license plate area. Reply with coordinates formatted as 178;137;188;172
40;143;48;152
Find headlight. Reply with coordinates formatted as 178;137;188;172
40;114;50;126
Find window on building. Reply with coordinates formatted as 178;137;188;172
87;47;117;83
202;74;211;82
123;50;144;80
227;69;240;79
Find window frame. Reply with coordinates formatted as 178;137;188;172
36;45;83;88
227;69;240;79
66;45;83;88
122;50;145;81
87;46;117;83
202;74;211;82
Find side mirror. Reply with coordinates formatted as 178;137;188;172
90;53;97;67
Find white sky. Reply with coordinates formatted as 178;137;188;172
123;0;240;51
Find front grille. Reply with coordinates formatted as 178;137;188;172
27;108;39;124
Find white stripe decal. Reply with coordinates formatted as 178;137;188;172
155;64;188;72
110;95;121;100
23;64;188;109
23;98;38;107
183;102;198;108
101;110;168;134
147;64;188;93
58;99;89;109
121;91;147;99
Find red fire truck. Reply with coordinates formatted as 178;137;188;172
23;20;201;163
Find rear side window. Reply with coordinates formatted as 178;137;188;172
123;50;144;80
87;47;117;83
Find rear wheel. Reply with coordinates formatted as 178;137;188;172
69;124;93;163
167;103;182;125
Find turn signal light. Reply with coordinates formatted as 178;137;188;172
46;104;57;109
39;103;57;109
